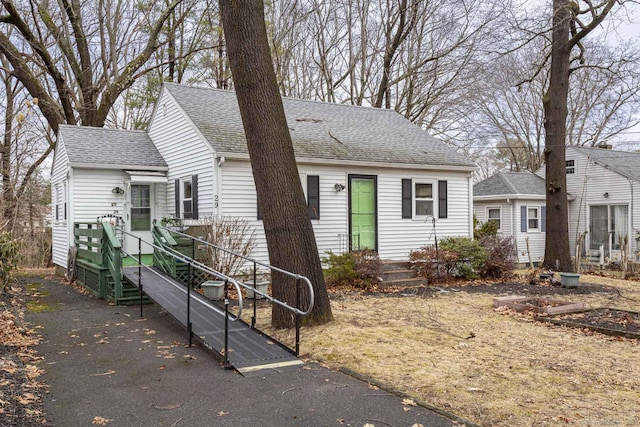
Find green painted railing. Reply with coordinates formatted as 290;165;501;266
102;222;122;300
74;223;103;264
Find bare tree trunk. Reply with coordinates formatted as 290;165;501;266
542;0;573;272
1;70;15;230
219;0;333;327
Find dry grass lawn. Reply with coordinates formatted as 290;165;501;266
255;273;640;426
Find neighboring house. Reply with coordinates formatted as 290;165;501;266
51;126;168;268
475;145;640;268
474;172;546;265
51;83;476;269
560;145;640;263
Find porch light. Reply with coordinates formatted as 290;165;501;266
112;186;125;195
603;192;609;198
334;183;345;192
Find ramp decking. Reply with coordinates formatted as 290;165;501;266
122;266;302;375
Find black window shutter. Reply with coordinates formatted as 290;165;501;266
521;205;527;232
438;180;448;219
174;178;181;218
307;175;320;220
401;179;412;218
192;175;199;219
257;195;262;220
541;206;546;232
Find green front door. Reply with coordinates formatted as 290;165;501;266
349;175;376;251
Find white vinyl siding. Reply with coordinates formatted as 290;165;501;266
564;147;637;259
515;201;545;264
221;159;472;263
51;140;70;268
147;89;216;221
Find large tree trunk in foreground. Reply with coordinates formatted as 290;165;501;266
219;0;333;327
542;0;573;272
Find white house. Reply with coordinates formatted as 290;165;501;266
475;145;640;267
51;83;477;270
51;126;168;268
474;172;547;265
561;145;640;262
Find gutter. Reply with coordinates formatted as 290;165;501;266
216;151;477;172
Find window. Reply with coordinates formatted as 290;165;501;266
174;175;198;220
131;184;151;231
414;183;433;216
54;184;60;221
488;207;501;230
521;205;545;233
183;178;193;218
307;175;320;220
528;207;539;230
566;159;575;174
401;179;447;219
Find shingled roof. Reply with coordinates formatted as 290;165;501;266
162;83;475;169
474;171;546;198
570;146;640;182
58;125;167;168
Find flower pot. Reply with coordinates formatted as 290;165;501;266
244;280;269;299
560;273;580;288
201;280;225;300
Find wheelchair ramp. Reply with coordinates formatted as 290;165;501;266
122;266;303;375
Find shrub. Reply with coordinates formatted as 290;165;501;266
323;250;381;289
0;231;21;294
479;235;517;279
439;237;487;280
352;249;382;281
474;216;499;240
323;251;357;283
409;246;457;282
193;216;257;277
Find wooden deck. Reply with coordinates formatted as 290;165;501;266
122;266;302;375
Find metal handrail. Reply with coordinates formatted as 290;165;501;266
156;224;315;317
120;231;244;322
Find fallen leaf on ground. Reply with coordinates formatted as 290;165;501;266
217;411;228;417
402;398;417;406
91;416;113;425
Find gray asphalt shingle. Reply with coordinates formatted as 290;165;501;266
474;171;545;197
164;83;475;168
59;125;167;168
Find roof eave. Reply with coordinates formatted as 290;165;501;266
68;162;168;172
473;194;546;202
217;152;476;172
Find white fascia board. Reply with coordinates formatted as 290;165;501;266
474;194;546;202
68;162;168;171
217;151;477;173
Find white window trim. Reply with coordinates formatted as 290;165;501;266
487;206;501;232
181;176;193;218
527;206;540;232
566;159;575;174
413;180;435;219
